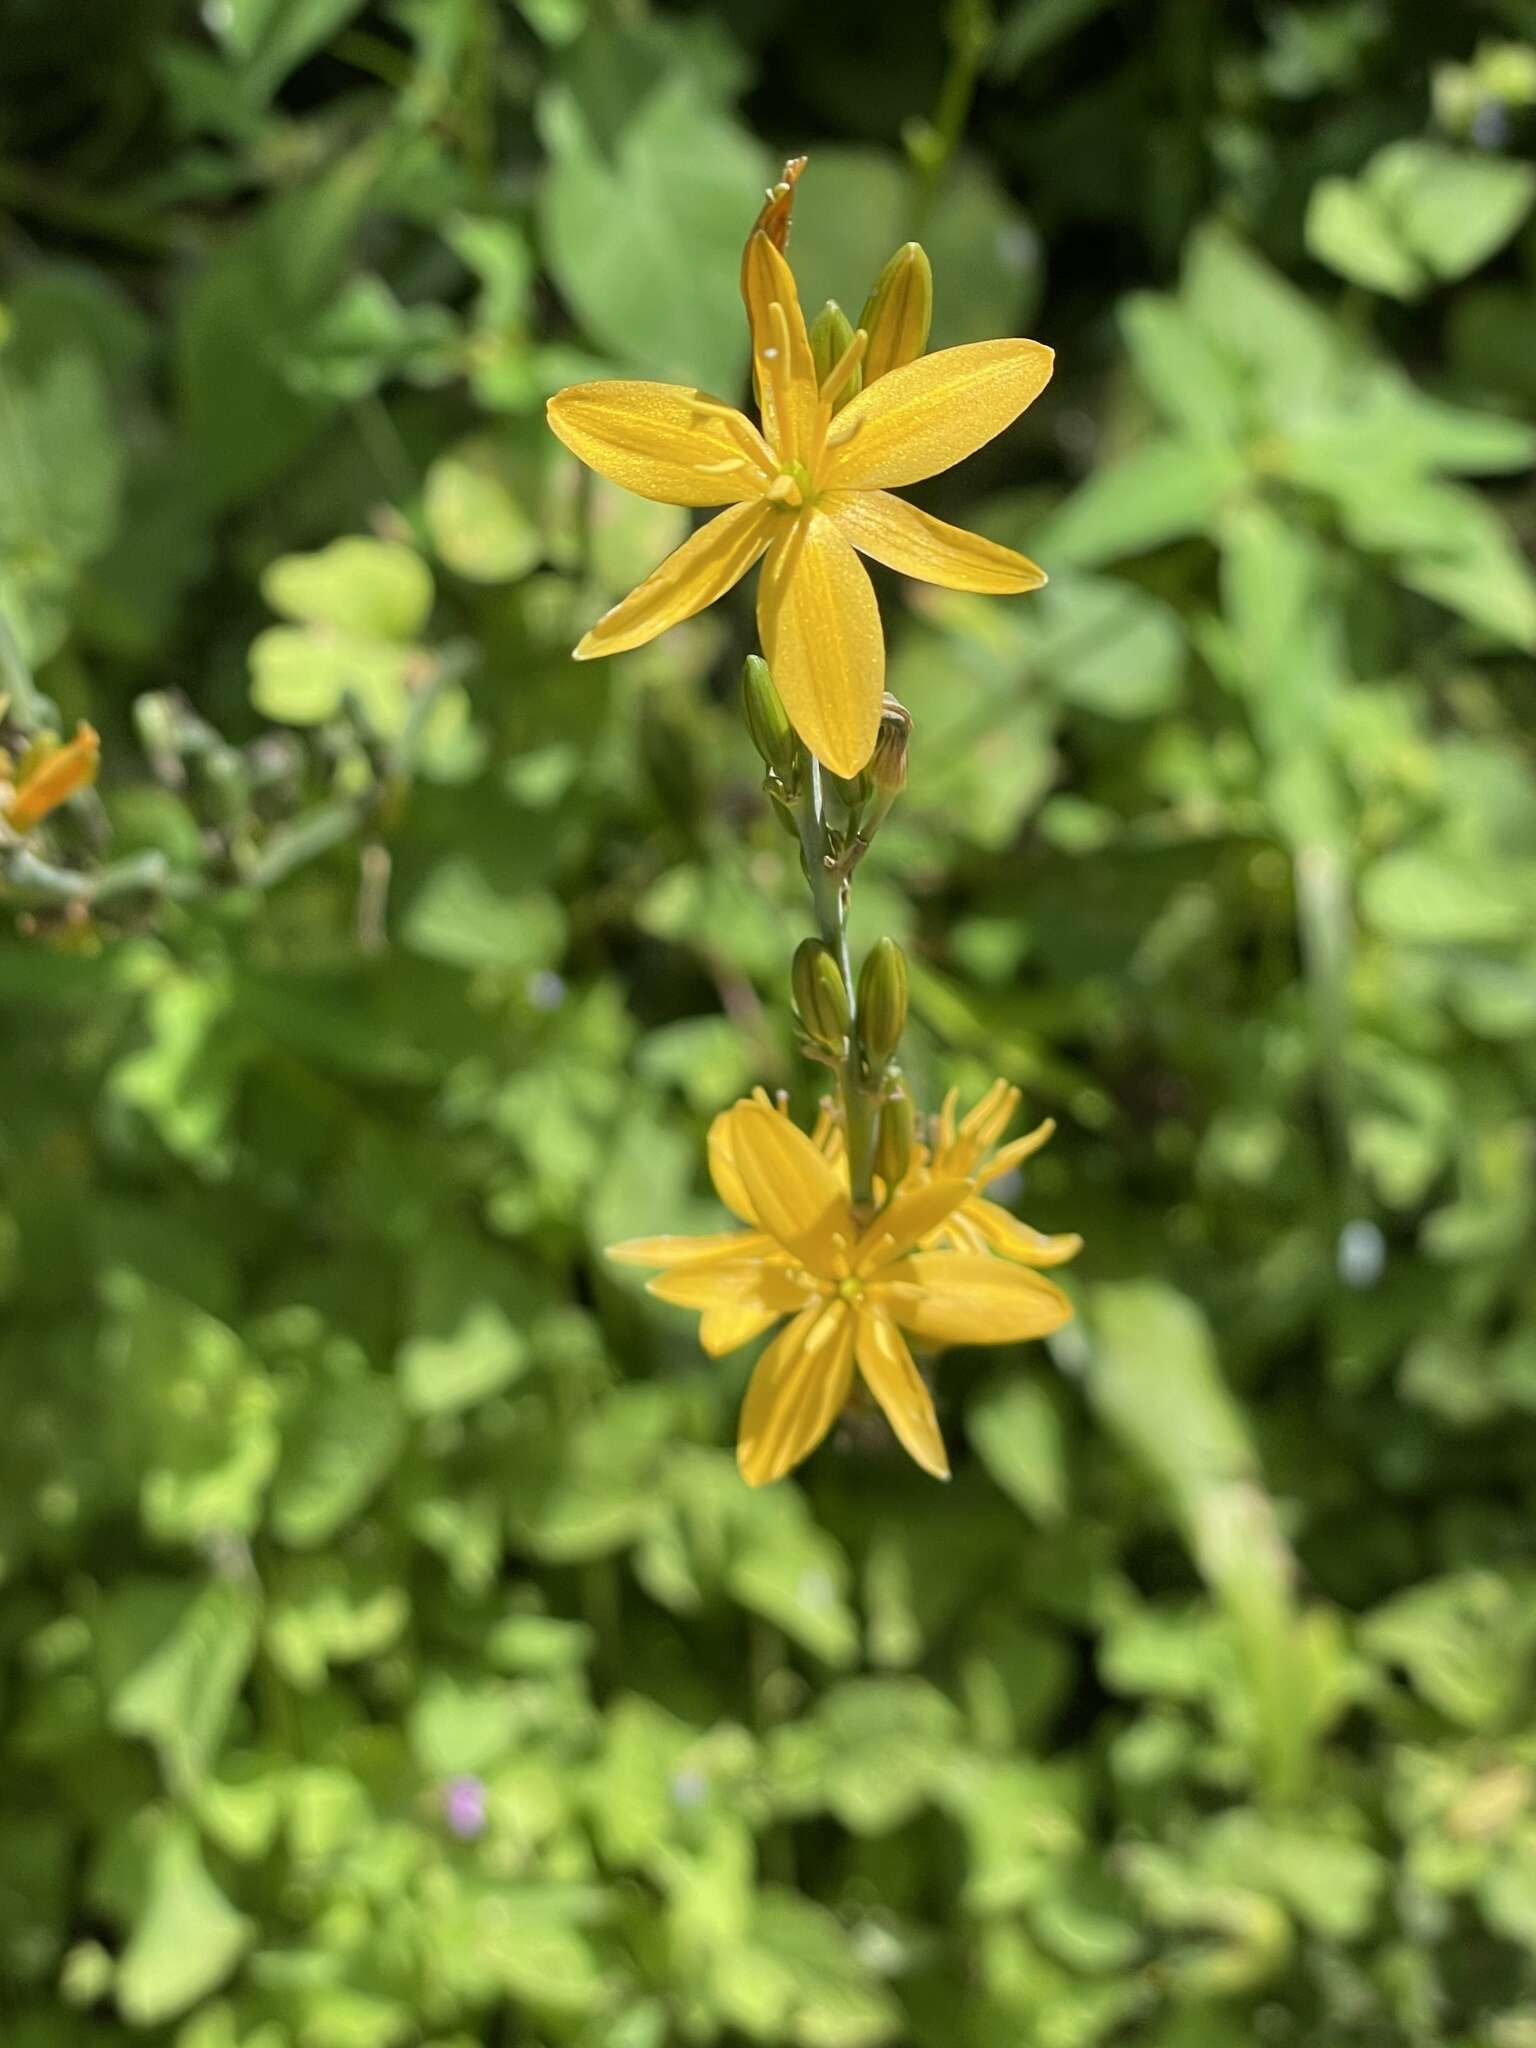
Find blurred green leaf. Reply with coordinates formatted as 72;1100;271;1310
115;1820;252;2026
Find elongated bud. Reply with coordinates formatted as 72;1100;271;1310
875;1089;915;1189
741;655;800;790
852;696;911;845
857;937;908;1067
792;938;850;1051
859;242;932;384
808;300;862;413
869;695;911;795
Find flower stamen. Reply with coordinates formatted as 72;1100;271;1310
761;301;798;459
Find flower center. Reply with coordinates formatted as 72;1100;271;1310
836;1275;864;1302
766;460;815;512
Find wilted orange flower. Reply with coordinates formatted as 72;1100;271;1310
3;722;100;832
609;1094;1074;1488
546;169;1052;778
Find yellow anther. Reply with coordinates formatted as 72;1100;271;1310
762;300;798;459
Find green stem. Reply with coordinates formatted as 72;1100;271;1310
794;761;878;1215
909;0;994;229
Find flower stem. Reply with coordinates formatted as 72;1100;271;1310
795;759;878;1216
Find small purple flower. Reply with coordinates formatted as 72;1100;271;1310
441;1774;488;1839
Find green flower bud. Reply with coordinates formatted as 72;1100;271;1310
792;938;850;1051
857;937;908;1067
741;655;800;789
859;242;932;384
874;1089;915;1189
808;299;862;412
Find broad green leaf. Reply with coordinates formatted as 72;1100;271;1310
1361;847;1535;945
402;860;567;975
248;623;420;728
261;538;433;641
1363;1571;1536;1730
1306;176;1422;298
425;437;542;583
1183;222;1341;405
269;1377;405;1547
176;154;378;506
263;1556;409;1689
1120;292;1247;445
1035;571;1186;717
968;1376;1069;1523
1370;141;1536;283
1039;438;1238;565
538;72;765;392
396;1233;537;1416
112;1579;260;1795
115;1821;251;2026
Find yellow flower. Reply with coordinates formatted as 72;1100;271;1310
919;1081;1084;1268
609;1094;1073;1488
3;722;100;832
546;192;1053;778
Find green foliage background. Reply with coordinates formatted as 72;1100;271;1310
4;3;1536;2043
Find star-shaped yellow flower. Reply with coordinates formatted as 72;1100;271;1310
609;1094;1073;1487
547;204;1053;776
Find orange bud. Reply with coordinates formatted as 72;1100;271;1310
5;722;101;832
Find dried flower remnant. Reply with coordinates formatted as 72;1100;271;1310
2;723;100;833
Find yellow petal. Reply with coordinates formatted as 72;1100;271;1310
737;1302;855;1487
960;1080;1022;1149
648;1258;811;1315
607;1229;766;1269
741;232;817;462
977;1119;1057;1185
827;491;1046;594
575;502;772;660
851;1178;973;1273
726;1098;853;1276
854;1310;949;1480
700;1302;784;1358
707;1108;761;1226
546;381;771;506
963;1200;1083;1268
824;339;1054;492
757;511;884;777
874;1253;1073;1346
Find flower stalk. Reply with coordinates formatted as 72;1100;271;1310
594;158;1079;1488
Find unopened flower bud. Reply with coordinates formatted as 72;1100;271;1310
809;300;861;412
792;938;850;1051
869;695;911;796
875;1090;915;1189
857;937;908;1067
741;655;800;790
859;242;932;384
